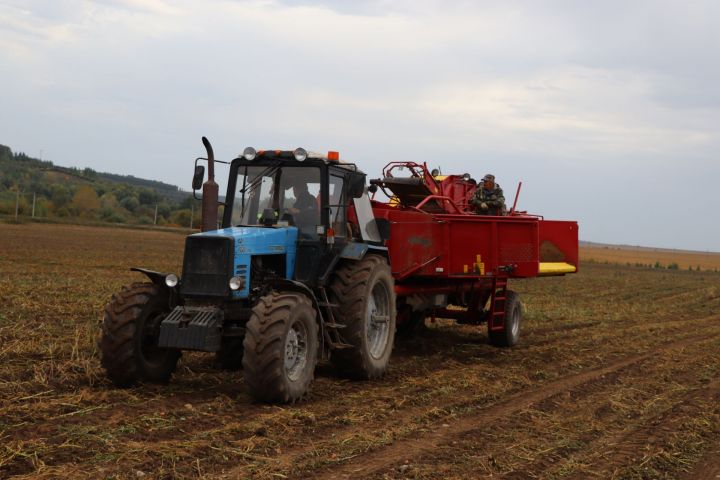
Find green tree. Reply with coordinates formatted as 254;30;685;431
120;196;140;213
50;185;72;209
138;188;159;206
72;185;100;215
170;209;192;227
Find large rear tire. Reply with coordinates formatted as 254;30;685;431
242;291;318;403
330;255;396;379
489;290;522;347
99;282;180;387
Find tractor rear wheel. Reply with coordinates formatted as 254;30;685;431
99;282;180;387
242;291;318;403
330;255;396;379
489;290;522;347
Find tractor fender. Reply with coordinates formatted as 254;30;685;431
130;267;171;286
266;278;330;358
318;243;390;287
338;242;389;261
130;268;179;309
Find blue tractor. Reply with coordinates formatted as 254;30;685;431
99;138;395;402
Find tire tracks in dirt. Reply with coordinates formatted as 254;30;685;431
212;315;720;479
563;376;720;479
492;337;720;479
524;312;720;348
305;330;720;480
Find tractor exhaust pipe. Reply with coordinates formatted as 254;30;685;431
201;136;219;232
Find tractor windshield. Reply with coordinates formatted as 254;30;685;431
231;165;321;239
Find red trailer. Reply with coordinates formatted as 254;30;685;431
366;161;578;345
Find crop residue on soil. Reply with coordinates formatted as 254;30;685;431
1;223;719;479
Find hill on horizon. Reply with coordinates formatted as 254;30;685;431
0;143;199;227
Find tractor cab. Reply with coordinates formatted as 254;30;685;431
222;148;363;239
178;147;371;303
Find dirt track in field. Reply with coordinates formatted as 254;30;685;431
309;332;719;480
1;223;720;479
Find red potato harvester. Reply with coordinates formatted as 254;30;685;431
363;161;578;345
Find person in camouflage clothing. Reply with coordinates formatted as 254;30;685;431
471;174;506;215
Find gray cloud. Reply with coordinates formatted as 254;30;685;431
1;0;718;250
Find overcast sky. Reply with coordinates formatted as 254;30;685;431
1;0;719;251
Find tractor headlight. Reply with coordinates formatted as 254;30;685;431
243;147;257;161
462;173;472;182
293;147;308;162
165;273;179;288
229;276;245;291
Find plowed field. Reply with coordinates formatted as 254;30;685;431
1;223;719;479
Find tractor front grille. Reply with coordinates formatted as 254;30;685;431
181;236;233;297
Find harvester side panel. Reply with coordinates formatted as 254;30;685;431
380;210;545;280
438;215;541;278
376;209;443;280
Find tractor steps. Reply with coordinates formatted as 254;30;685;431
317;287;351;350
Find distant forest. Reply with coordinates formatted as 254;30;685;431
0;144;200;227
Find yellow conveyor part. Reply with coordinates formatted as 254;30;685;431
538;262;577;276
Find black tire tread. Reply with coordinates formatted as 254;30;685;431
329;255;395;379
242;291;317;403
489;290;522;348
99;282;179;387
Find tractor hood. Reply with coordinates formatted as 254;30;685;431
194;226;299;256
184;226;298;298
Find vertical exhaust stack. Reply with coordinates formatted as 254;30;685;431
201;136;219;232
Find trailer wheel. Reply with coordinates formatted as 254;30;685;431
242;291;318;403
215;337;244;371
330;255;396;379
489;290;522;348
99;282;180;387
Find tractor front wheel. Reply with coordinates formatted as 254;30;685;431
242;291;318;403
99;282;180;387
489;290;522;347
330;255;396;379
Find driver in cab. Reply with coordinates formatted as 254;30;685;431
285;179;319;235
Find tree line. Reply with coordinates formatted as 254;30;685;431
0;144;200;227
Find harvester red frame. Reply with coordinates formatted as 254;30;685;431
363;161;578;331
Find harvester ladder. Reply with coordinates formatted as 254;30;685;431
317;287;352;349
488;277;508;332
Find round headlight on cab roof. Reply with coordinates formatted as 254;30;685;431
243;147;257;161
293;147;308;162
165;273;178;288
462;173;472;181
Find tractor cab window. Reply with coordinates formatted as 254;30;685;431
232;165;321;239
329;174;346;237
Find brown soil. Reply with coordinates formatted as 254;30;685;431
1;223;720;479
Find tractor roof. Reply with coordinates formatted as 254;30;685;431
241;149;364;174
